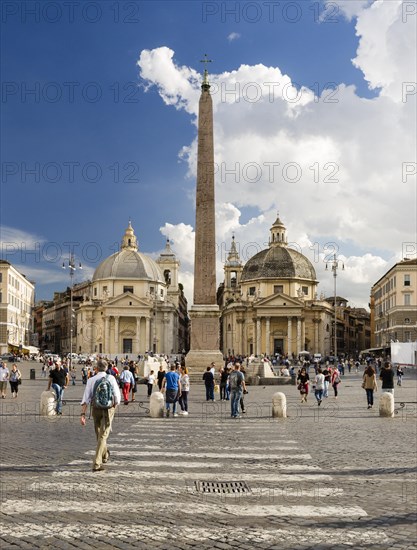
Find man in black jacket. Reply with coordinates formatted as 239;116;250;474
379;362;394;396
47;362;69;415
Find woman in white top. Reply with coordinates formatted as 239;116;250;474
147;370;155;397
178;366;190;415
314;368;325;406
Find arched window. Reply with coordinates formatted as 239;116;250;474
227;324;232;331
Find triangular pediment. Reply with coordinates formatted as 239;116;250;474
104;292;151;308
256;293;303;308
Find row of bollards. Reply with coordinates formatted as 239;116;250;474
38;390;396;418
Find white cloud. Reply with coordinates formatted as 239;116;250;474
227;32;241;42
139;1;416;310
352;0;417;102
0;226;46;251
329;0;373;21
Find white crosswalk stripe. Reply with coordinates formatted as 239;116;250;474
0;417;370;546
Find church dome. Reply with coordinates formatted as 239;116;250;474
241;215;316;282
241;246;316;282
92;222;164;283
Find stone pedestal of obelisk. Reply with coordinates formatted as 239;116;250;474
186;61;223;371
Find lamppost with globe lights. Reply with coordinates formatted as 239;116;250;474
326;254;344;360
62;255;82;371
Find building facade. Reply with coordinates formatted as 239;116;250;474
218;216;335;358
371;258;417;347
0;260;35;354
75;223;188;357
324;297;371;356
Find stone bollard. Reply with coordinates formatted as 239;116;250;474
40;390;57;416
379;392;394;417
272;392;287;418
150;391;165;418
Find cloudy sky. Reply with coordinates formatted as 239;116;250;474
1;0;416;308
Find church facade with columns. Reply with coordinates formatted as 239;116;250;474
218;216;334;358
75;222;188;357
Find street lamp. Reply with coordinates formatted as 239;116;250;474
62;255;82;371
326;254;344;360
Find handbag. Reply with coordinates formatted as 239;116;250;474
214;384;220;393
17;379;22;385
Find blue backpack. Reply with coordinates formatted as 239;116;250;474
92;375;114;409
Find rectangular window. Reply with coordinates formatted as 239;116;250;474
274;285;283;294
249;287;256;296
302;286;308;295
405;331;411;341
0;273;2;282
123;286;134;294
404;294;411;306
404;274;410;286
94;288;97;296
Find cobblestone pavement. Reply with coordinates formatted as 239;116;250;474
0;362;416;549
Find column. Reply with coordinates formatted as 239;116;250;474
256;318;261;356
297;317;302;355
114;316;120;354
145;317;150;353
265;317;271;356
241;319;246;356
164;315;170;354
287;317;292;356
313;318;319;353
136;316;141;354
104;316;110;354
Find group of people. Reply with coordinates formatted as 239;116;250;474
0;362;22;399
297;364;342;405
296;360;405;409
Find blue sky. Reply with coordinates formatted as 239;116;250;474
1;0;416;306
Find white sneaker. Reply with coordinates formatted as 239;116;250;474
173;413;178;417
178;411;185;415
182;411;189;416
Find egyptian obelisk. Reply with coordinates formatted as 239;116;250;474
186;55;223;371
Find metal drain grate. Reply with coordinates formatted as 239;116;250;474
195;481;251;494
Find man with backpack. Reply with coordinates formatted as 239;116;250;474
80;359;121;472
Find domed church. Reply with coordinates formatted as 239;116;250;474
76;222;188;357
218;215;333;357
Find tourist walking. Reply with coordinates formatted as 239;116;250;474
119;365;135;405
203;366;215;401
162;364;181;417
322;365;331;398
396;365;404;386
178;366;190;415
362;364;378;409
80;359;121;472
380;362;394;395
157;365;165;391
129;362;138;401
229;363;245;418
9;364;21;398
219;366;229;401
70;367;76;385
331;365;341;399
47;362;69;414
314;368;325;406
147;370;155;397
0;361;10;399
297;366;309;403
